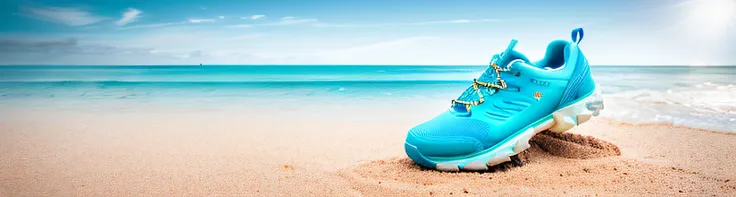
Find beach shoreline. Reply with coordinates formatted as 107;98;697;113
1;109;735;196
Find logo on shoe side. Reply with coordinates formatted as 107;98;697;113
530;78;550;87
534;92;543;100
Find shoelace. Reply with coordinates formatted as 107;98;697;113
451;56;523;111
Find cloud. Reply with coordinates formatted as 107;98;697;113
226;17;498;29
116;8;142;26
188;18;216;23
218;16;225;19
315;19;500;28
449;20;471;23
118;21;189;30
225;24;252;28
273;17;318;25
0;37;152;56
0;38;78;53
250;15;265;20
149;49;202;59
232;33;265;40
21;6;108;26
228;16;317;28
119;16;220;30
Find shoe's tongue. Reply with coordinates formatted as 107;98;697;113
477;40;530;82
494;39;531;69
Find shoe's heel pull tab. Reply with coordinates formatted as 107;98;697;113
502;39;519;58
571;28;584;44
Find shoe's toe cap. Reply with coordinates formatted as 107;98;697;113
406;131;483;157
404;112;491;157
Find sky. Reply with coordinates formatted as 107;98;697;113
0;0;735;65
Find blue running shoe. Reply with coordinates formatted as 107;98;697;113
404;28;604;171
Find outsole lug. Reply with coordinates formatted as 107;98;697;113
535;119;554;133
576;114;592;125
463;161;489;171
549;113;575;133
487;154;511;166
513;128;534;153
436;163;459;171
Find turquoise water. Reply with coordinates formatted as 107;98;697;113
1;66;734;132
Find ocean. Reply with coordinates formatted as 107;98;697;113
1;65;734;132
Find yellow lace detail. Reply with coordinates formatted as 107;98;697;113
451;62;509;111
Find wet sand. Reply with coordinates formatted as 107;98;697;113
1;110;735;196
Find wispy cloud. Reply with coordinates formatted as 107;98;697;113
116;8;142;26
316;19;500;27
0;37;152;55
188;18;216;23
118;16;218;30
271;16;318;26
218;16;225;19
149;49;203;59
21;6;108;26
225;24;252;28
232;33;265;40
0;38;78;52
227;16;317;28
250;15;265;20
118;21;189;30
226;17;499;29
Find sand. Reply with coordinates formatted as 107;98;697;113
1;109;735;196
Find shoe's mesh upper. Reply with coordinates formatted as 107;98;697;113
410;112;490;142
557;51;592;108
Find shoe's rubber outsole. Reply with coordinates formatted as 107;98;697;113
405;86;604;171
